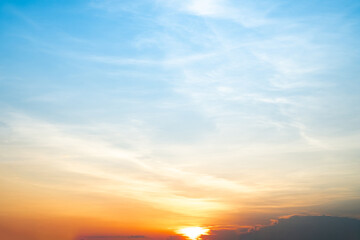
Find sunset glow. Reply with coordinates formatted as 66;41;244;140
177;227;210;240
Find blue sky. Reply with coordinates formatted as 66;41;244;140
1;0;360;235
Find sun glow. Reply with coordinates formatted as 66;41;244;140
176;227;210;240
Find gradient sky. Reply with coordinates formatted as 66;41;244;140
1;0;360;240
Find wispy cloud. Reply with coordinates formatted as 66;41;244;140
159;0;274;27
1;0;360;236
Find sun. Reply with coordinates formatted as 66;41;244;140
176;227;210;240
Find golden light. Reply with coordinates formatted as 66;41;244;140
176;227;210;240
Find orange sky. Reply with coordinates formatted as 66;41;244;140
1;157;359;240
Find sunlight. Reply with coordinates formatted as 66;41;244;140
176;227;210;240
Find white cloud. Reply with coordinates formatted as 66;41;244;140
184;0;227;17
159;0;273;27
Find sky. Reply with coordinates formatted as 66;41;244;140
0;0;360;239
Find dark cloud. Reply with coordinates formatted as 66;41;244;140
203;229;239;240
311;198;360;218
240;215;360;240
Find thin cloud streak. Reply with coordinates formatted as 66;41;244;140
1;111;359;218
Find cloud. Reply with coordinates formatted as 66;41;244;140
240;215;360;240
0;112;247;217
203;215;360;240
1;1;360;236
181;0;228;17
159;0;273;27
